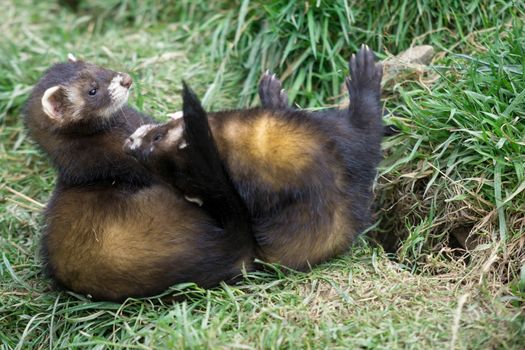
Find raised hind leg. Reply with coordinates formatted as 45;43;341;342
258;71;290;109
259;60;398;136
345;45;384;136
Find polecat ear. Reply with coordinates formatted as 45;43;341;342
167;111;183;120
42;86;67;121
67;53;78;63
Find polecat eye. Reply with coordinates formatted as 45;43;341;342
153;134;162;142
88;88;97;96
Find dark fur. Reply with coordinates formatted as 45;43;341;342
24;61;254;301
126;46;385;270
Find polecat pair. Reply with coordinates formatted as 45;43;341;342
126;45;384;270
26;46;384;301
24;57;254;302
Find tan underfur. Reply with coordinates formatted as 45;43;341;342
327;205;354;257
257;202;352;269
216;112;321;190
205;110;356;270
46;184;215;298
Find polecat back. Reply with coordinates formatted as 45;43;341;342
126;45;384;270
24;59;254;301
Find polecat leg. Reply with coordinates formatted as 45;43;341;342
258;71;289;109
345;45;383;131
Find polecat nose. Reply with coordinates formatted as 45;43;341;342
123;136;134;153
120;74;132;88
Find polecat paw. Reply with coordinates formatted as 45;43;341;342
259;70;289;109
346;45;382;99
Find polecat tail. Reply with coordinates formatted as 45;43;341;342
181;82;254;247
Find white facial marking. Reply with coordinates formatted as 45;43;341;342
165;124;184;145
66;88;85;119
184;196;203;206
42;86;62;120
178;140;188;149
108;75;123;97
101;74;129;118
128;124;156;150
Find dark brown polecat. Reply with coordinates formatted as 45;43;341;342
125;45;384;270
24;58;254;302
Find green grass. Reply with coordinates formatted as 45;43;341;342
1;0;524;349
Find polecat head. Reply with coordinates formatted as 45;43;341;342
123;116;186;169
26;56;133;131
124;82;213;178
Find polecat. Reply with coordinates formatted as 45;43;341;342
125;45;384;270
24;58;254;301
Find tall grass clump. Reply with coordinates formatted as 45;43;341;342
377;23;525;286
207;0;522;107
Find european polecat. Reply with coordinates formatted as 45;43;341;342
24;58;254;301
125;45;384;270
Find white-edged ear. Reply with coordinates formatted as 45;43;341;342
67;53;77;62
42;86;66;121
167;111;184;120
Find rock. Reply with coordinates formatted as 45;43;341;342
391;45;435;65
382;45;436;86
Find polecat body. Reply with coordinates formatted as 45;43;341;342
24;59;254;301
126;46;384;270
